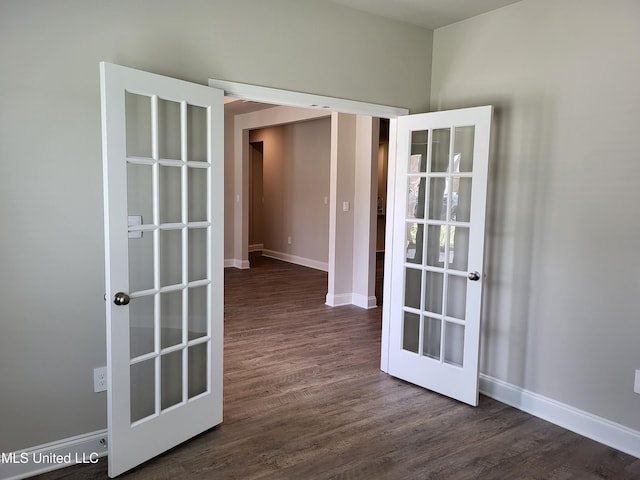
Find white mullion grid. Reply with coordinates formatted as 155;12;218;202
180;100;189;404
160;343;185;356
186;161;210;169
205;106;213;394
425;128;433;174
418;127;432;362
187;221;211;229
157;159;184;168
421;137;434;350
187;335;210;348
129;288;158;299
126;156;155;166
130;351;157;366
444;316;465;326
159;284;184;294
439;126;457;365
151;94;162;417
159;222;185;230
188;278;211;289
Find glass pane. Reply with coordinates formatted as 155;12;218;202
161;350;183;410
125;92;152;158
188;167;208;222
187;104;207;163
452;177;472;223
444;322;465;367
128;232;154;292
430;129;450;173
404;267;422;310
410;130;428;173
159;165;182;224
450;226;469;271
127;163;153;222
447;275;467;320
424;271;443;315
407;176;426;219
160;229;183;287
161;290;183;349
402;312;420;354
130;359;155;423
405;222;422;264
425;224;444;267
188;286;207;340
427;177;447;221
158;98;181;161
188;343;208;398
454;126;475;173
188;228;207;282
130;295;155;359
422;316;441;360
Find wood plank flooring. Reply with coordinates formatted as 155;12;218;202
35;255;640;479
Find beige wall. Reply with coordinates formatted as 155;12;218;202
250;118;332;267
431;0;640;431
0;0;432;453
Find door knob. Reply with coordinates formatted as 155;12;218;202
468;271;480;281
113;292;130;306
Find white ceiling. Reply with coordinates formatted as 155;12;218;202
329;0;523;30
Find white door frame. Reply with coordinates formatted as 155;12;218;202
209;79;408;310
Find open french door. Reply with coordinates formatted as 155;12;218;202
384;106;492;406
100;62;224;477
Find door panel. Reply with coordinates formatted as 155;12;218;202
386;106;492;406
100;62;224;477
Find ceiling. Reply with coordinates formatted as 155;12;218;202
329;0;522;30
224;97;278;115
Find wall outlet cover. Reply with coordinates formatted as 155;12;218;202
94;366;107;393
634;369;640;395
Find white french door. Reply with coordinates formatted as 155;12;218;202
385;106;492;406
100;62;224;477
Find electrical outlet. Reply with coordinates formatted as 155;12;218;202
634;369;640;395
94;366;107;392
287;236;292;245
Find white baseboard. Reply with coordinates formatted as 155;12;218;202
262;249;328;272
352;293;378;309
224;258;250;269
479;374;640;459
248;243;264;252
1;429;108;480
325;292;378;309
325;293;354;307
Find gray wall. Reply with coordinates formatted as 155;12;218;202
431;0;640;430
0;0;432;452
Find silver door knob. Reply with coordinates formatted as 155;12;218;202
113;292;130;306
468;271;480;281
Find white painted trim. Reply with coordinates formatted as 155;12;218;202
352;293;378;309
325;293;354;307
209;79;409;118
261;249;328;272
248;243;264;252
1;430;108;480
479;374;640;459
224;258;250;269
379;118;398;374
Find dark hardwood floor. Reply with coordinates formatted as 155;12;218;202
35;255;639;479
